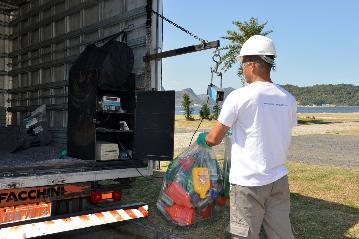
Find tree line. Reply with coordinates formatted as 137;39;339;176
181;93;220;120
282;84;359;106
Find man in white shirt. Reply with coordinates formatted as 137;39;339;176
197;35;297;238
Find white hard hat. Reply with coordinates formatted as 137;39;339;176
237;35;276;64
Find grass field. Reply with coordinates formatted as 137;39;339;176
297;113;359;123
122;161;358;239
175;115;217;130
329;129;359;136
288;162;359;239
121;113;359;238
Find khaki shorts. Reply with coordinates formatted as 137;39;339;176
228;175;294;239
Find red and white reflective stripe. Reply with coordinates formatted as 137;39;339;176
0;205;148;239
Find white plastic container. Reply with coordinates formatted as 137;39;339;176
96;141;119;161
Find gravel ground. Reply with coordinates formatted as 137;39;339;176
174;129;359;168
1;124;356;171
288;134;359;168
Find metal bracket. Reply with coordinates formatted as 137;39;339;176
143;40;220;62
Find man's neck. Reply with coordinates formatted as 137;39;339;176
251;75;272;83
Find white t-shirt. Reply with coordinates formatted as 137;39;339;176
218;81;297;186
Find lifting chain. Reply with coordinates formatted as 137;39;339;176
210;50;223;88
151;9;208;44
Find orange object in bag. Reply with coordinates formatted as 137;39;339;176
165;182;192;208
165;204;195;225
192;167;210;199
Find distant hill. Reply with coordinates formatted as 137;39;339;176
175;88;202;106
175;87;236;107
175;84;359;107
282;84;359;106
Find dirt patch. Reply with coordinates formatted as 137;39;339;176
288;135;359;168
292;121;359;136
174;130;359;168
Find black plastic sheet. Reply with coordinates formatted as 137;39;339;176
67;33;134;160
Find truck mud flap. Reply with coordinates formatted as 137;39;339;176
0;202;148;239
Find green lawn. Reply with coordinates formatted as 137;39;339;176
121;114;359;238
288;162;358;239
121;161;359;239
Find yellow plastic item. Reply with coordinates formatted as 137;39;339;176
192;167;210;199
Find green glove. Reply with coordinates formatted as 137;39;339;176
197;132;211;148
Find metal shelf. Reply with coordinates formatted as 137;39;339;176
96;128;134;133
96;111;134;115
98;88;134;95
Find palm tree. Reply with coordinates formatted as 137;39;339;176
218;17;273;82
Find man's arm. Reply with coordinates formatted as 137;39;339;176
205;121;230;146
197;91;238;148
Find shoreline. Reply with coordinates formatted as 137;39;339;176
298;105;359;107
175;106;359;115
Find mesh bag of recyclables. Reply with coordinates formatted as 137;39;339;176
157;144;226;226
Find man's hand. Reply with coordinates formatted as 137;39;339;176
197;132;211;148
196;121;230;147
206;121;230;146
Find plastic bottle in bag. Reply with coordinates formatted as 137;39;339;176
197;197;213;209
157;201;168;217
160;192;174;206
157;144;224;226
208;157;219;182
190;192;201;207
209;187;219;200
174;171;188;188
192;167;210;199
166;158;181;182
186;172;195;195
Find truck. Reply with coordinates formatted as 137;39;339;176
0;0;173;238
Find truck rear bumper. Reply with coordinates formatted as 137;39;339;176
0;202;148;239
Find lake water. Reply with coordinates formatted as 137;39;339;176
175;106;359;115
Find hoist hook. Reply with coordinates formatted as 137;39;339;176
212;51;221;72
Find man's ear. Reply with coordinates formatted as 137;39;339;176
249;63;255;75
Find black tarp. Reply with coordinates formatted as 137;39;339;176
98;40;134;90
68;33;134;160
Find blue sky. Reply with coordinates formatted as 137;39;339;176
161;0;359;94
